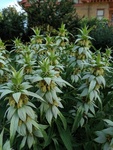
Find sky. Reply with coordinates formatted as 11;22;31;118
0;0;22;12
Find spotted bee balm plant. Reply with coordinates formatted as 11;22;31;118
0;24;113;150
0;67;47;149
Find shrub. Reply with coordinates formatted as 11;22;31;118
80;17;113;51
0;6;27;49
0;24;113;149
20;0;81;41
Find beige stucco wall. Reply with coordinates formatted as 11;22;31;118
75;2;109;19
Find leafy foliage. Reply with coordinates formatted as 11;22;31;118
0;24;113;150
0;6;26;45
20;0;81;41
80;17;113;51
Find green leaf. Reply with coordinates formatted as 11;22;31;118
7;106;16;121
78;47;84;54
94;133;106;144
31;120;39;129
57;124;73;150
27;102;36;108
0;130;4;150
56;39;61;45
23;105;35;119
80;88;88;97
89;102;95;114
0;90;13;99
52;138;60;150
46;108;53;125
51;90;59;102
53;77;73;88
26;120;33;133
27;135;34;149
32;76;42;82
54;87;62;93
96;75;106;87
100;75;106;87
58;112;67;130
44;77;51;85
18;107;26;122
110;138;113;147
20;123;27;136
34;130;43;138
3;141;11;150
89;91;95;101
72;107;84;133
45;92;53;104
10;113;19;145
26;91;45;102
21;82;32;90
104;119;113;126
12;92;21;103
52;105;59;119
38;126;48;144
82;74;90;80
103;127;113;135
84;103;89;113
19;137;27;150
89;80;96;93
103;143;110;150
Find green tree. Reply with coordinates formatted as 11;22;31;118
0;6;26;44
20;0;81;41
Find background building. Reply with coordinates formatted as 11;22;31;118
20;0;113;22
75;0;113;22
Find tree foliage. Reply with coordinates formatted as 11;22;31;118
80;18;113;51
0;6;26;43
20;0;81;40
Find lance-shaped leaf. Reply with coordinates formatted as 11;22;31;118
23;105;35;119
58;112;67;130
52;105;59;119
104;119;113;126
89;90;95;101
12;92;21;103
46;108;53;125
72;107;84;133
3;140;11;150
80;88;88;97
89;80;96;93
19;137;27;150
32;75;43;82
26;91;45;102
45;92;53;104
44;77;51;85
0;130;4;150
10;113;19;145
57;123;73;150
21;82;32;90
94;131;106;144
7;106;16;121
26;120;33;134
18;107;27;122
27;135;34;149
20;124;27;136
0;90;13;99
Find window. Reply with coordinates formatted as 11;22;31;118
97;9;104;19
73;0;79;3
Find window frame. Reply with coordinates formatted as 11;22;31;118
97;9;104;20
73;0;79;3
